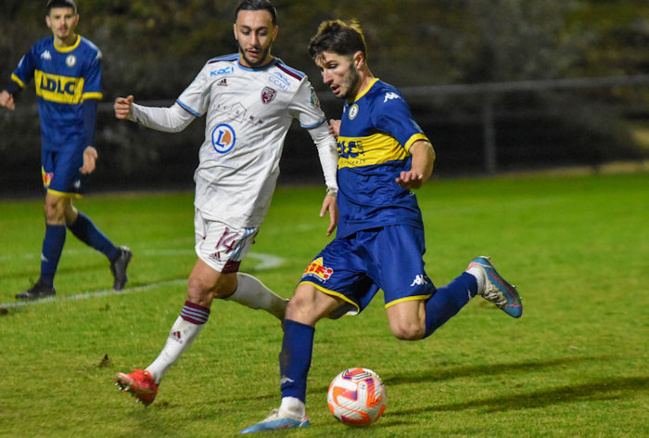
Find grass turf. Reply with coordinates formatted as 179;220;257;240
0;172;647;437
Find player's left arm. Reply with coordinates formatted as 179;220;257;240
396;139;436;190
80;51;103;175
294;79;340;235
308;121;339;236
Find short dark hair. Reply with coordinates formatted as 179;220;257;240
46;0;77;14
308;20;367;60
235;0;278;26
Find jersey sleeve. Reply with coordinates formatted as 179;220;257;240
371;90;429;152
288;78;326;129
7;47;38;93
176;62;212;117
81;50;103;101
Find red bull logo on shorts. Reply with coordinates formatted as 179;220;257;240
303;257;333;281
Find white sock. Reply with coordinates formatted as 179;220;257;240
225;273;288;320
467;266;486;294
146;316;204;384
279;396;306;419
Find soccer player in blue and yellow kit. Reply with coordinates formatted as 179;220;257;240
242;20;523;432
0;0;131;299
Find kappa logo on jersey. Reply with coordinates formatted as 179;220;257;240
41;50;52;61
409;274;429;287
261;87;277;104
303;257;334;281
34;70;84;104
211;123;236;154
384;92;401;103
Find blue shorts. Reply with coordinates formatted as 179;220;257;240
41;147;88;197
299;225;436;316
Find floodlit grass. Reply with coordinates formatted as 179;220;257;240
0;172;647;437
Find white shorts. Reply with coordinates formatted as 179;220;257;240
194;209;258;273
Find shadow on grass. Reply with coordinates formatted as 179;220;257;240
382;356;600;386
378;356;648;416
387;375;648;416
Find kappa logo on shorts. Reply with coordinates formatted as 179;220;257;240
410;274;429;287
303;257;333;281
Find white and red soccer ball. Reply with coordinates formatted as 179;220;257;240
327;367;387;426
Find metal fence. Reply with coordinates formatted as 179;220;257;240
1;75;649;197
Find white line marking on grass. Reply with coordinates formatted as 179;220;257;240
0;252;284;309
0;279;187;309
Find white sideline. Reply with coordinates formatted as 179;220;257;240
0;252;284;309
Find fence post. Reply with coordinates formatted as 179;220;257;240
482;93;497;174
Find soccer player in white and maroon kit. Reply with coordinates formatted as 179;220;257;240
113;0;339;406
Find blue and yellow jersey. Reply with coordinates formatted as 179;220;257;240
9;35;102;151
336;78;430;238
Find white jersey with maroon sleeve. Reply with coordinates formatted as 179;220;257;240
176;54;327;228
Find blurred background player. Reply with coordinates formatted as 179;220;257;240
113;0;339;406
241;19;522;433
0;0;132;300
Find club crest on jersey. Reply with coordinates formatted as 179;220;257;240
302;257;333;281
66;55;76;67
42;170;54;187
348;104;359;120
261;87;276;104
211;123;236;154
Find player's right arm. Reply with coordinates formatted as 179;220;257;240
3;47;39;111
114;95;134;119
114;95;195;133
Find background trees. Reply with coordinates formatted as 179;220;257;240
1;0;648;194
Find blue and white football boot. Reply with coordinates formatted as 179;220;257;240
240;409;309;434
467;256;523;318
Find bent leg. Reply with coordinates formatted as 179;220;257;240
385;300;427;340
224;272;288;320
145;258;226;383
67;208;119;261
385;272;477;340
423;272;477;338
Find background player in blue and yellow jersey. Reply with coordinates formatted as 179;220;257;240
242;20;523;432
0;0;131;299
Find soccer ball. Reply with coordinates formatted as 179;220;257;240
327;367;387;426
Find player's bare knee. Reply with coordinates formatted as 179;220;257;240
186;277;216;306
391;323;425;341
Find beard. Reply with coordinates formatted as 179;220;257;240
339;64;361;100
237;43;272;69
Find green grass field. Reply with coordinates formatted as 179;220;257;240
0;172;647;437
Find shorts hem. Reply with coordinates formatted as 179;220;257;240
385;294;433;309
298;280;361;314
